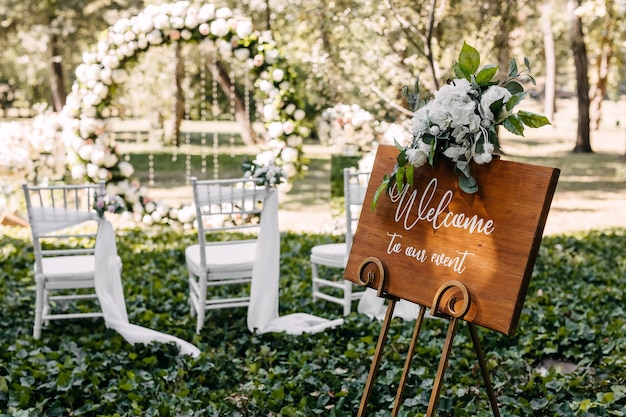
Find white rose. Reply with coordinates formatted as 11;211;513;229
281;147;298;163
215;7;233;19
198;4;215;21
142;214;154;226
147;29;164;45
118;161;134;177
406;148;428;167
97;168;109;179
235;20;253;38
86;163;99;179
90;148;106;165
71;164;86;179
480;85;512;122
294;109;306;121
151;211;163;222
272;69;285;82
211;19;229;37
234;48;251;61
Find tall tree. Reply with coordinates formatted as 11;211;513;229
569;0;593;152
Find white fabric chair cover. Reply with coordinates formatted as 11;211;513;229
95;220;200;358
357;288;423;321
247;190;344;334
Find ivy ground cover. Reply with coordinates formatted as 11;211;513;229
1;226;626;416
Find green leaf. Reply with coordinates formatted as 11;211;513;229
475;65;498;85
371;177;389;212
508;59;519;78
458;42;480;75
405;164;414;187
458;174;478;194
503;115;525;136
504;80;524;95
518;110;552;128
396;165;405;190
505;92;527;111
453;61;468;79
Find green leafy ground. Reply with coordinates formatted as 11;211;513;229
1;226;626;416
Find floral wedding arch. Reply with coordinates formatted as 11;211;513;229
62;1;306;211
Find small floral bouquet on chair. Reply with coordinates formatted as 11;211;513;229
242;160;286;187
94;192;126;218
373;42;551;209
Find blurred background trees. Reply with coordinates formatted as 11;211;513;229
0;0;624;152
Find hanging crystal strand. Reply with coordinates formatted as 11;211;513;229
244;68;251;157
171;44;178;164
184;48;193;185
211;52;219;180
229;66;236;158
200;45;207;176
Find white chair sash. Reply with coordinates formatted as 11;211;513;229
247;189;344;334
95;220;200;358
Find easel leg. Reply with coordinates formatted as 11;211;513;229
426;316;460;417
391;306;426;417
468;323;501;417
357;299;397;417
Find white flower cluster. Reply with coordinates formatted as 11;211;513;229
0;113;67;183
0;112;67;212
317;104;376;152
407;78;512;168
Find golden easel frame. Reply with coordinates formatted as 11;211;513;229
356;257;501;417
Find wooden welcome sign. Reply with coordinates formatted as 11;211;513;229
345;144;560;336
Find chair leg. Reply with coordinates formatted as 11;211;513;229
311;261;319;301
343;280;352;316
33;280;44;340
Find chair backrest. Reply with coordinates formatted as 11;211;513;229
191;176;271;265
22;182;105;269
343;168;370;251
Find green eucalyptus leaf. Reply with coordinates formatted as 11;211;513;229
475;65;498;85
458;174;478;194
504;80;524;95
508;59;519;78
397;149;408;166
458;42;480;75
503;115;525;136
518;110;552;128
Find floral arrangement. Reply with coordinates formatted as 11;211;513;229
63;1;306;199
93;192;126;218
317;103;376;154
373;42;550;208
0;110;68;214
241;160;285;187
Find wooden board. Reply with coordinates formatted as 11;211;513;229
345;144;560;335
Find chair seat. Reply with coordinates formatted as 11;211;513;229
40;255;96;280
310;242;347;266
185;241;257;274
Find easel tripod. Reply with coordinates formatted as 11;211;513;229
356;257;501;417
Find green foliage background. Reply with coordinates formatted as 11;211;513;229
1;226;626;416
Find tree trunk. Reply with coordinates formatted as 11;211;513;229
589;6;613;131
569;0;592;153
48;33;66;112
206;58;259;146
170;43;185;147
541;1;556;124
